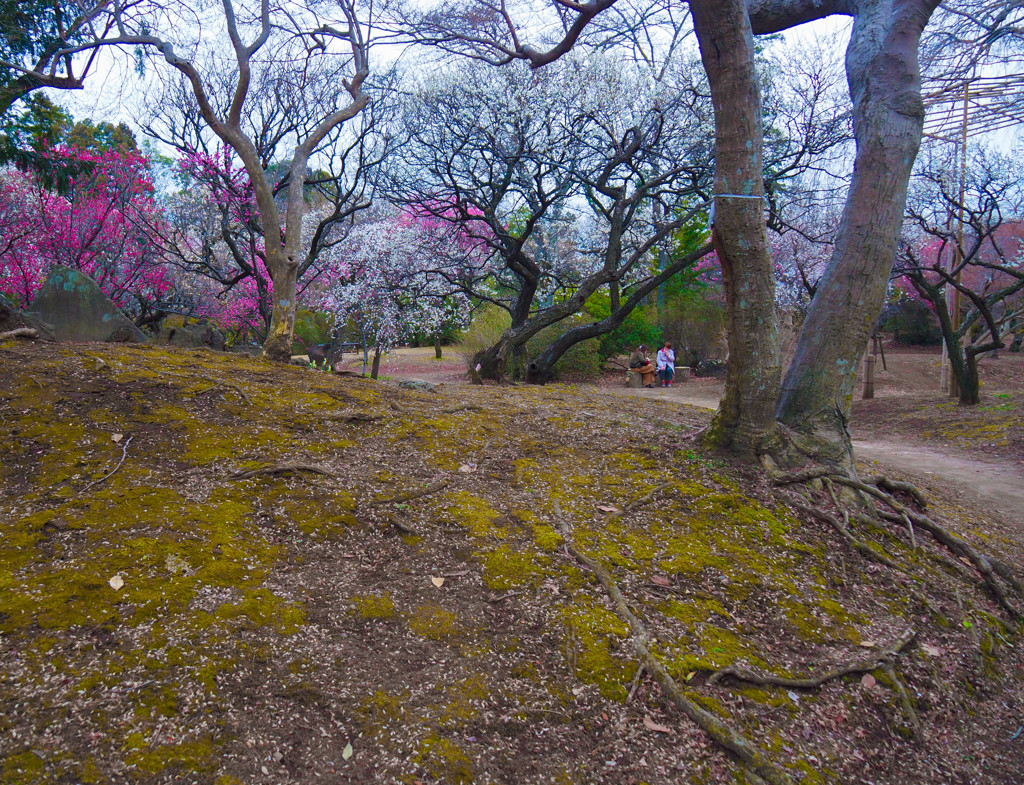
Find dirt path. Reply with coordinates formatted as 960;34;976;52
602;381;1024;522
376;348;1024;521
852;439;1024;520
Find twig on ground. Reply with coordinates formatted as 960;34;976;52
552;501;795;785
385;514;418;535
708;628;915;689
624;483;671;513
180;383;250;405
371;478;450;506
627;664;646;704
443;403;483;414
82;435;134;492
486;591;523;604
230;463;335;480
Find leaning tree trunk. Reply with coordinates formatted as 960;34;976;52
527;244;714;383
691;0;780;460
472;262;541;380
775;0;939;471
473;269;607;381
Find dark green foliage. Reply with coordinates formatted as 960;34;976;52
66;118;139;154
883;299;942;346
594;303;662;358
292;309;337;354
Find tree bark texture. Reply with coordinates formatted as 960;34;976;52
691;0;781;459
775;0;939;470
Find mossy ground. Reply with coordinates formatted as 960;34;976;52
1;341;1022;785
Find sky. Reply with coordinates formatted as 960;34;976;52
45;9;1021;160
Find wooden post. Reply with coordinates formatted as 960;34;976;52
863;354;876;399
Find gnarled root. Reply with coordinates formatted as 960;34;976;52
709;628;915;689
553;502;797;785
827;476;1023;620
786;497;897;569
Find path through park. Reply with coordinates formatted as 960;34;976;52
375;346;1024;524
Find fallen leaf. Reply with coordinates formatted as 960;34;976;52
685;671;696;682
921;643;942;657
597;505;619;513
111;433;123;443
858;641;876;648
458;463;477;473
431;576;445;588
643;715;674;734
861;673;877;688
261;766;270;775
651;575;671;587
108;575;124;591
787;690;800;703
342;742;353;761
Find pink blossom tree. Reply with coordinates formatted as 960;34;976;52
0;143;173;321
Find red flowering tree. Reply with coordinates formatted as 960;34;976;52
896;144;1024;404
0;144;173;321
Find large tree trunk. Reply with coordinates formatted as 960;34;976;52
261;252;300;363
775;0;939;470
691;0;780;460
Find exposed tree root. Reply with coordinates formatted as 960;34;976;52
708;628;915;689
552;502;796;785
443;403;484;414
786;498;897;568
827;476;1023;620
180;383;251;405
384;514;418;535
230;463;335;480
337;412;383;424
770;466;833;486
866;476;928;509
882;663;921;736
372;479;451;506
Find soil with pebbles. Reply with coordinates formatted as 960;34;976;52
1;339;1023;785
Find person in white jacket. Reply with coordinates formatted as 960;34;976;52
656;342;675;387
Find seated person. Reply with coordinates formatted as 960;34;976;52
629;345;657;388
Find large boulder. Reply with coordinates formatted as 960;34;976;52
154;321;227;351
27;267;146;343
0;300;56;341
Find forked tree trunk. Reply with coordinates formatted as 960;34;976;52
775;0;939;470
691;0;780;459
